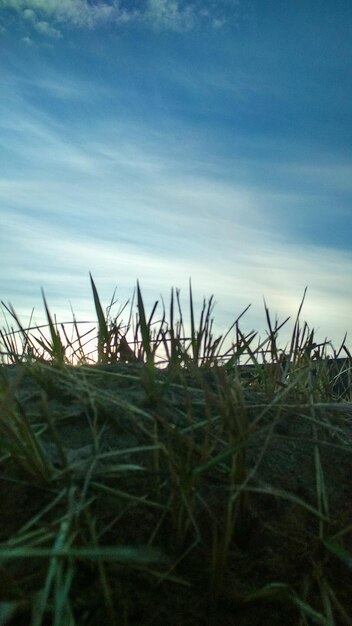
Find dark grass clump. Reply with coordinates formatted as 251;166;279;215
0;276;351;626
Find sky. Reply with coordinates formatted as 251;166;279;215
0;0;351;362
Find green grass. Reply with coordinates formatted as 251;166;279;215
0;277;351;625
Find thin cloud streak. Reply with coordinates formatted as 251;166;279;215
1;184;351;351
2;244;351;355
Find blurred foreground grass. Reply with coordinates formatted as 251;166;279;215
0;276;351;626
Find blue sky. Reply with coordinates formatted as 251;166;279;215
0;0;351;359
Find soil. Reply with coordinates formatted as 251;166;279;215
0;361;352;625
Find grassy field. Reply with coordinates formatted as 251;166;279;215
0;276;351;625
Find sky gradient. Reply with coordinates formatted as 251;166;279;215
1;0;351;360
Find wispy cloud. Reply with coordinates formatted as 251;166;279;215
0;0;233;36
1;83;351;348
144;0;196;31
1;0;137;36
22;6;61;37
1;34;351;350
2;189;351;349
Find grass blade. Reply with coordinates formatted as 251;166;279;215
41;289;65;364
89;273;110;363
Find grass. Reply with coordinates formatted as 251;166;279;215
0;276;351;625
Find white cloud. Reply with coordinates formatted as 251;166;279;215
21;35;34;44
23;8;36;21
35;20;61;38
145;0;195;31
0;0;137;34
0;0;230;34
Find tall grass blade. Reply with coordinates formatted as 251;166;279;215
89;273;110;363
41;289;65;364
136;281;153;365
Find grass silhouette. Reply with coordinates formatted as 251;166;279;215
0;277;351;625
